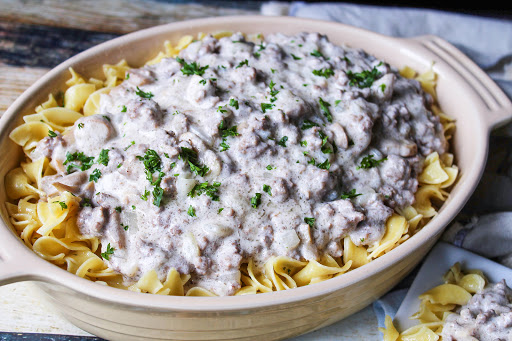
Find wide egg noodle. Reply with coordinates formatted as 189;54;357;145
4;35;458;297
380;263;488;340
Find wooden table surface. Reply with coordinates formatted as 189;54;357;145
0;1;382;340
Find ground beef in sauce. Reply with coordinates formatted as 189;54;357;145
33;32;447;295
442;280;512;341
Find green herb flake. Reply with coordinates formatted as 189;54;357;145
48;130;58;138
188;181;221;201
141;189;150;201
125;73;130;79
229;98;239;110
277;136;288;147
199;79;207;85
121;105;127;112
357;154;388;170
263;184;272;196
121;223;129;231
300;140;308;147
335;100;342;106
301;119;320;130
261;103;274;113
187;205;196;217
64;151;95;173
124;141;135;151
317;159;331;170
217;208;224;214
80;198;92;207
176;57;209;76
271;68;276;74
304;217;315;228
347;66;381;88
266;165;274;170
115;206;122;213
312;68;334;78
179;147;209;177
89;169;102;182
291;54;301;60
135;86;154;99
318;98;332;123
360;238;365;242
97;149;110;166
152;186;164;207
132;205;136;210
340;189;362;200
77;123;84;129
250;193;262;209
236;59;249;69
380;83;387;92
310;49;324;58
101;243;115;260
53;201;67;210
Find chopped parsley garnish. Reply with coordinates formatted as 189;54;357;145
78;123;84;129
121;105;127;112
141;189;150;201
115;206;122;213
218;120;239;152
187;205;196;217
188;181;221;201
335;100;342;106
101;243;115;260
117;163;122;168
250;193;262;208
236;59;249;68
125;73;130;79
176;57;209;76
317;159;331;170
217;208;224;214
199;79;207;85
153;186;164;207
357;154;388;170
271;68;276;74
132;205;136;210
343;56;351;64
253;52;261;58
269;80;279;102
340;189;362;200
229;98;239;110
360;238;365;242
64;152;94;173
48;130;57;138
217;106;227;113
301;119;320;130
277;136;288;147
80;198;92;207
312;68;334;78
318;131;333;154
300;140;307;147
347;66;381;88
310;49;324;58
135;86;154;99
89;169;102;182
179;147;209;177
124;141;135;151
318;97;332;123
261;103;274;113
304;217;315;228
266;165;274;170
53;201;67;210
137;149;162;181
291;54;301;60
97;149;109;166
380;83;386;92
121;223;129;231
263;184;272;196
102;115;111;122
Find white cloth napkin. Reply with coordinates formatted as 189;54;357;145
261;1;512;338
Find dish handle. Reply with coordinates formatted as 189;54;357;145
411;35;512;130
0;247;49;286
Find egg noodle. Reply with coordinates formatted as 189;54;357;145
4;32;457;296
380;263;487;340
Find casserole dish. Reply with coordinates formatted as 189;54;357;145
0;16;511;341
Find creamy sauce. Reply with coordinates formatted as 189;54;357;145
442;280;512;341
33;32;446;295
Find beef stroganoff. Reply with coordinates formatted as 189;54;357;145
5;32;457;296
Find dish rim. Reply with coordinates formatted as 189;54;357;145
0;15;507;312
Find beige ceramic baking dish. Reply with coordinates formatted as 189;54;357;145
0;16;511;341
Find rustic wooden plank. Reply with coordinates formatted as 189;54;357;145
0;22;120;68
0;65;49;115
0;0;259;34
